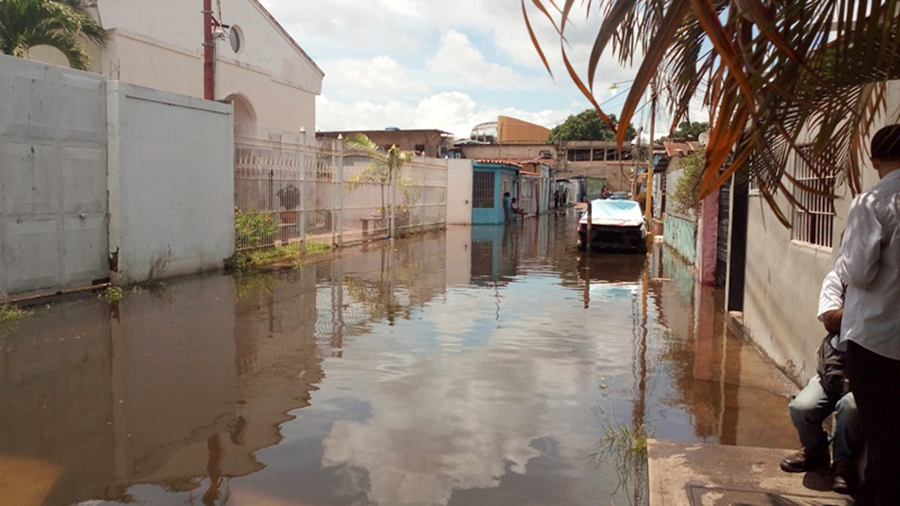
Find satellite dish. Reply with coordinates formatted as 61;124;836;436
229;26;242;53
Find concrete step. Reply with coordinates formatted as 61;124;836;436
648;439;853;505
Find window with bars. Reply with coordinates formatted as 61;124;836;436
791;147;836;248
473;171;495;208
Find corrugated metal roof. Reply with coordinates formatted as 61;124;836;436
475;159;523;168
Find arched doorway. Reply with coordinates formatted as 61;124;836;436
223;93;257;127
224;93;257;211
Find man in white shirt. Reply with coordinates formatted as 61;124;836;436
781;270;860;495
835;124;900;506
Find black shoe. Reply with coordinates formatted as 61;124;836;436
780;447;830;473
832;460;857;495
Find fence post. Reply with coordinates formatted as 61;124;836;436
422;156;427;227
390;159;396;240
336;135;344;247
299;127;307;251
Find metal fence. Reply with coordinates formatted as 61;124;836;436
234;125;448;251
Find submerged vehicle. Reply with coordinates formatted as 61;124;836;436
577;199;647;253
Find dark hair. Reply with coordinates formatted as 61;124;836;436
503;192;511;197
871;125;900;161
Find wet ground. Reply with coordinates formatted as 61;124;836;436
0;212;798;506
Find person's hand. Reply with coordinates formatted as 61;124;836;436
822;308;843;334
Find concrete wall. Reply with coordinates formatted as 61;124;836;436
0;55;109;296
107;82;234;285
696;190;719;285
663;214;697;264
460;143;555;161
447;159;473;225
741;82;898;381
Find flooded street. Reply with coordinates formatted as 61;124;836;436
0;213;797;506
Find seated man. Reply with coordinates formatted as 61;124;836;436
511;198;526;217
780;270;861;494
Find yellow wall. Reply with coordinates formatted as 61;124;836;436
497;116;551;144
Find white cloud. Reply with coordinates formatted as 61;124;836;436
317;92;569;139
325;56;429;96
426;30;527;88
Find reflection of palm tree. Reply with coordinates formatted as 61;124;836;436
0;0;107;70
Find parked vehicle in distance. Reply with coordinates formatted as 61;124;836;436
577;199;647;253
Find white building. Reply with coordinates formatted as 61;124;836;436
29;0;323;132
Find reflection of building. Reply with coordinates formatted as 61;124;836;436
28;0;323;132
470;226;517;283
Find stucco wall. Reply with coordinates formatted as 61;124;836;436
27;0;321;133
741;82;898;381
696;190;719;285
663;214;697;264
0;55;109;296
447;159;473;225
107;82;234;285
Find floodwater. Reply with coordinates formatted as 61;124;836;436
0;213;799;506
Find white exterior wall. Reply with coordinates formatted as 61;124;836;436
28;0;322;133
107;82;234;285
0;55;109;296
447;159;474;225
742;83;898;381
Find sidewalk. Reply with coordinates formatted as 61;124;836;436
648;439;853;505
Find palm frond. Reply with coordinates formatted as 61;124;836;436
527;0;900;222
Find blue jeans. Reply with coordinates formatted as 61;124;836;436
789;375;861;463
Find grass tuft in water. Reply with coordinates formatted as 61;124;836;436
233;239;332;271
0;303;29;324
101;286;124;303
591;406;654;504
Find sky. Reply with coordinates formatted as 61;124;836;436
258;0;650;140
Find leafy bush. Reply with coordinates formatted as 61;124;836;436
670;151;705;214
235;208;279;250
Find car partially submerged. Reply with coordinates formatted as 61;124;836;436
577;199;647;253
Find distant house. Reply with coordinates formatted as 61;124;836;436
317;129;454;158
28;0;323;132
471;161;521;225
556;140;640;195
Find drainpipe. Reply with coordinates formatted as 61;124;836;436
203;0;215;100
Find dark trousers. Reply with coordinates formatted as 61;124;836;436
846;341;900;505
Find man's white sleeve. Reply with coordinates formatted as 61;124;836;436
817;270;843;321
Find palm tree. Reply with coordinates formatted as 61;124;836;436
0;0;106;71
525;1;900;223
344;133;415;237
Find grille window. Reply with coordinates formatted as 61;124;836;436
473;171;495;208
791;147;835;248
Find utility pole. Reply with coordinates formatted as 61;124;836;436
203;0;215;100
645;77;657;233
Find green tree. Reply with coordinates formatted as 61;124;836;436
549;110;636;142
671;121;708;141
0;0;106;70
525;1;900;223
670;151;705;214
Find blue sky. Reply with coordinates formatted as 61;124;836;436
259;0;650;139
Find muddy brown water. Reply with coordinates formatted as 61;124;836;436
0;213;798;506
